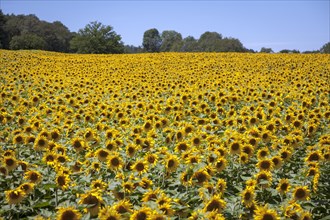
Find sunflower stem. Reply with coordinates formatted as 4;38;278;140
55;187;58;207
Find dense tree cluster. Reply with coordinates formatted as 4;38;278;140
0;10;328;54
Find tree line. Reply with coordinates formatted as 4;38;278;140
0;11;329;54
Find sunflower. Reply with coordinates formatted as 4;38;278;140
56;207;81;220
107;154;123;171
254;204;279;220
91;162;101;172
216;178;227;195
192;169;211;185
191;135;202;147
280;148;292;161
42;151;57;166
3;156;18;172
122;181;135;193
105;128;119;140
24;170;42;184
71;138;85;153
56;154;69;164
34;136;48;151
83;128;95;141
165;154;179;173
126;144;139;158
130;206;152;220
56;173;70;190
299;211;312;220
13;134;25;144
142;188;162;202
293;186;310;201
149;212;167;220
71;160;83;172
79;190;104;217
159;203;175;216
19;182;35;195
241;187;255;208
229;141;241;155
255;170;272;188
256;159;274;171
98;206;121;220
132;160;149;175
203;194;226;213
257;147;269;159
185;154;202;165
175;142;189;152
91;179;107;190
95;148;110;162
5;188;26;204
242;144;254;158
276;178;290;194
240;153;249;164
305;150;323;162
114;199;132;214
50;129;61;142
271;156;283;169
139;177;153;189
105;140;118;151
284;202;302;219
0;166;8;176
214;157;227;173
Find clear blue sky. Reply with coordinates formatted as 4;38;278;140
1;0;329;52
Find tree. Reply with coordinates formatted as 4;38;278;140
0;10;7;48
160;30;182;52
260;47;273;53
70;21;124;54
320;42;330;54
180;36;199;52
124;45;143;53
198;31;222;52
142;28;161;52
9;33;46;50
219;37;246;52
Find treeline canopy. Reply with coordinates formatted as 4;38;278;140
0;11;329;54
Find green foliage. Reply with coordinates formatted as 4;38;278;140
142;28;162;52
260;47;274;53
198;31;222;52
0;10;6;49
70;21;124;54
9;33;47;50
320;42;330;54
160;30;182;52
2;13;72;52
279;49;300;54
180;36;199;52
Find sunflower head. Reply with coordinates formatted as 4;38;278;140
5;188;26;204
293;186;310;201
254;204;279;220
203;194;226;213
241;187;255;208
56;207;81;220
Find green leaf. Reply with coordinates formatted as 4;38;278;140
33;201;51;208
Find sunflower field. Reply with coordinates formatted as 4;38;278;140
0;50;329;220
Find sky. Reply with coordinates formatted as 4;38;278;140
1;0;329;52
